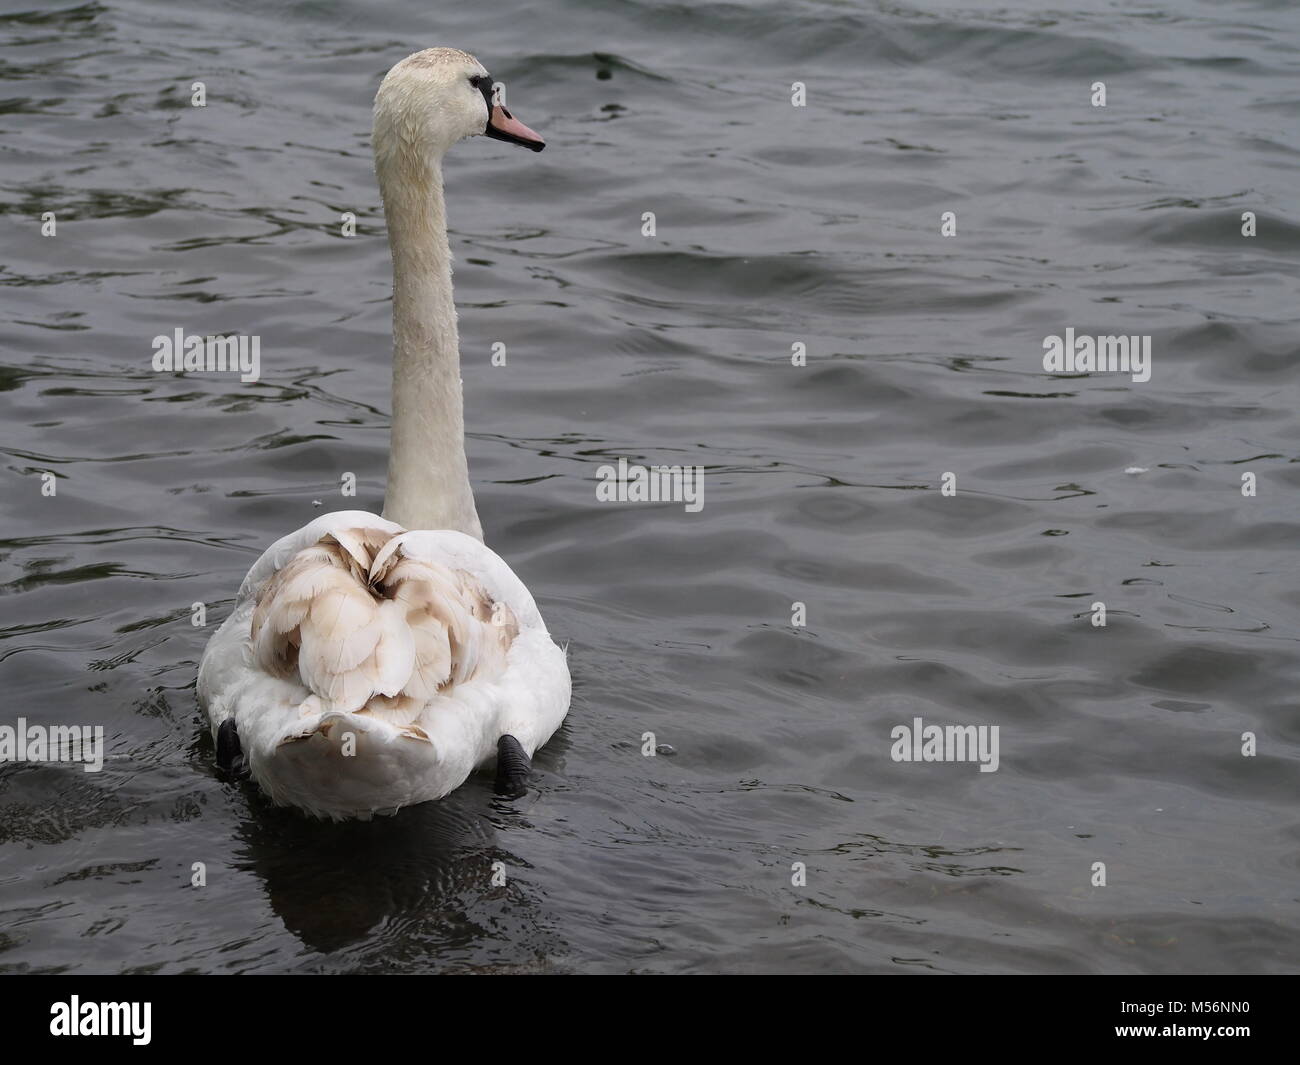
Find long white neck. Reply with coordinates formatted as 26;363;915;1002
376;148;484;540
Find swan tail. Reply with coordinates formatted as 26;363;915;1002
248;526;520;720
257;707;437;820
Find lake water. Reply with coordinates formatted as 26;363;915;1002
1;0;1297;973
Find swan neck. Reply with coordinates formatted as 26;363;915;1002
378;153;483;540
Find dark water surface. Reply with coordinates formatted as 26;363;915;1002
1;0;1298;973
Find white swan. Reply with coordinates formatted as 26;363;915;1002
197;48;569;820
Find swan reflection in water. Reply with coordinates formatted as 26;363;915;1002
229;778;563;967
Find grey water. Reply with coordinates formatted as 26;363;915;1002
1;0;1298;974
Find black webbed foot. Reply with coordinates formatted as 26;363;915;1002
494;734;532;798
216;718;249;780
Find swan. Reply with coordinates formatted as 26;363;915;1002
197;48;569;820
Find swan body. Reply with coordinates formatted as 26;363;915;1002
197;48;567;819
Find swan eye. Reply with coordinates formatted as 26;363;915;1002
470;73;495;115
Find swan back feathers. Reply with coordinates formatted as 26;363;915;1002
250;524;518;728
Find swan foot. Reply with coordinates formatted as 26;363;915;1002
216;719;249;780
494;734;531;798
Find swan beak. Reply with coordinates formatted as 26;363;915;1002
485;105;545;152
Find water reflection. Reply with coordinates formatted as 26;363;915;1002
232;783;552;962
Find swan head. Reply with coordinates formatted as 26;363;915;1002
373;47;545;163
